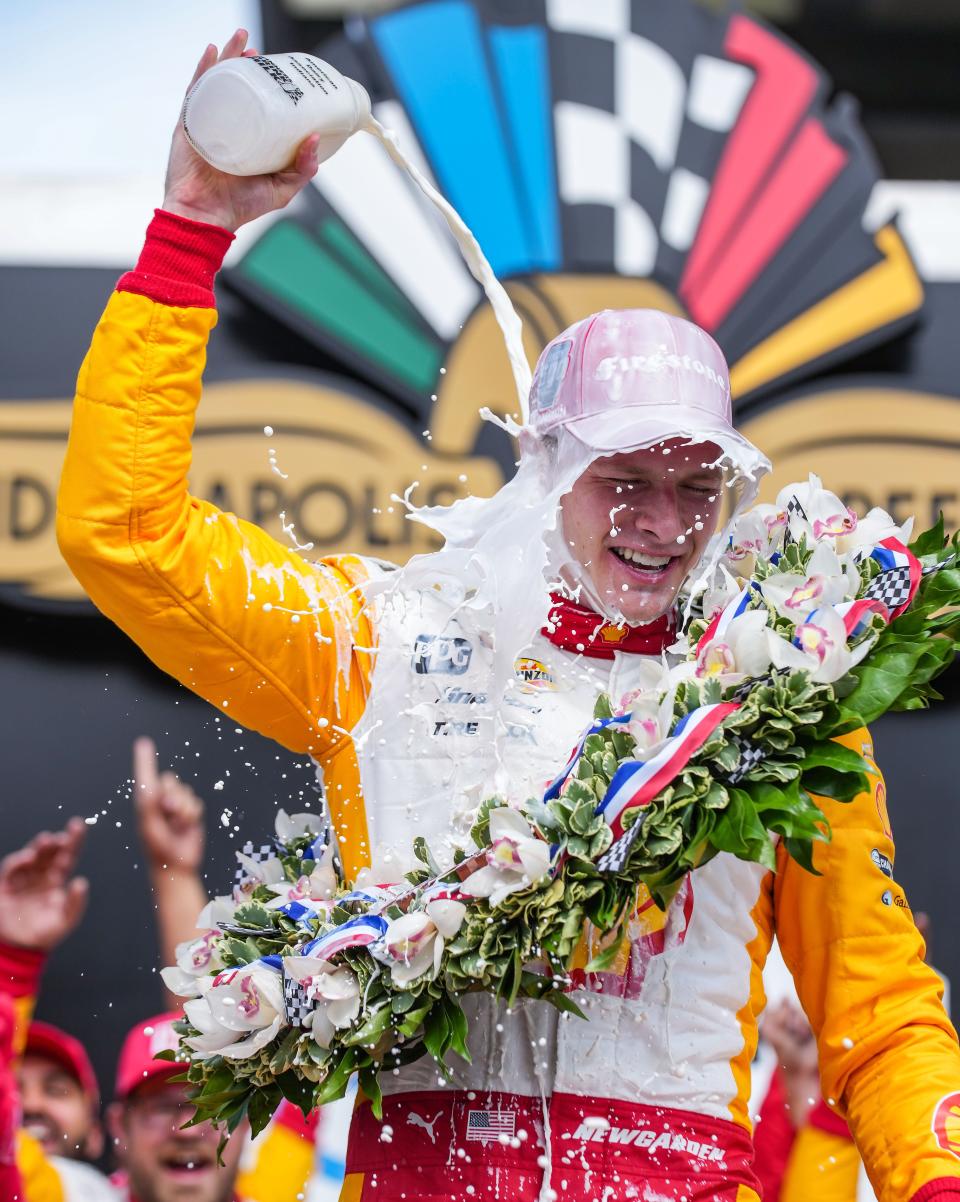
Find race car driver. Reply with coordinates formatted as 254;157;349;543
56;30;960;1202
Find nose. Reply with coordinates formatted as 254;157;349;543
626;482;686;547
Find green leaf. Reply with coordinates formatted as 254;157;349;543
911;514;946;558
233;903;275;929
358;1064;383;1120
442;994;471;1063
842;642;929;725
542;990;588;1021
342;1003;393;1049
247;1084;283;1139
422;1002;452;1065
594;694;614;720
584;929;626;974
276;1069;316;1117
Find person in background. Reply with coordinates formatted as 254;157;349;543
20;1022;104;1164
0;819;119;1201
106;1013;246;1202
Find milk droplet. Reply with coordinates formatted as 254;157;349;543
263;425;274;436
214;781;225;791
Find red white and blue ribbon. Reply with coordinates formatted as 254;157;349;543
543;715;632;801
596;702;740;837
695;585;757;656
834;598;890;638
302;915;388;962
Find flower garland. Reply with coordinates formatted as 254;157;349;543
162;476;960;1141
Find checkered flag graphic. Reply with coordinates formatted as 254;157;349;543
726;735;766;785
283;974;315;1028
546;1;754;277
234;841;276;888
863;566;913;612
596;813;647;875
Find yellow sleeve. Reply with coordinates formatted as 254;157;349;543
774;728;960;1200
56;290;374;759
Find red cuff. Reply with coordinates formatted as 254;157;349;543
910;1182;960;1201
0;942;45;999
117;209;235;309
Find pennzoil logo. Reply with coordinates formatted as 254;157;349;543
933;1092;960;1159
514;657;557;692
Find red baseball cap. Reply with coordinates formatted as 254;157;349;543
114;1012;188;1101
25;1021;100;1105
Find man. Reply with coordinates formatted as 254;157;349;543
20;1021;103;1163
0;821;120;1201
57;29;960;1202
107;1014;246;1202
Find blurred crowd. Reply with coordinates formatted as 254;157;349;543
0;740;941;1201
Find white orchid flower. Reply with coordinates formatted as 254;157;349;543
375;900;467;988
233;848;286;902
723;505;788;578
274;809;325;843
619;674;677;755
160;931;224;999
835;506;914;557
695;610;773;685
761;543;855;622
766;605;873;684
701;563;744;624
776;474;858;546
285;957;361;1047
195;895;234;931
183;963;285;1060
461;809;553;908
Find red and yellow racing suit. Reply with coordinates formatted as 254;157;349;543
55;212;960;1202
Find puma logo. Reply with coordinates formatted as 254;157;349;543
407;1110;443;1144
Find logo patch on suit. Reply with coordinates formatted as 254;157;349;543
933;1092;960;1159
413;634;473;675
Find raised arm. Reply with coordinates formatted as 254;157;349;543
56;32;374;759
775;728;960;1201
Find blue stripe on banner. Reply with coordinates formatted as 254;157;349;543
277;901;312;923
488;24;560;270
302;915;389;959
871;546;897;571
371;1;533;276
543;715;631;801
259;955;283;970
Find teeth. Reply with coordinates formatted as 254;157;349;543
614;548;671;568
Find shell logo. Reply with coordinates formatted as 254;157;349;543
598;623;630;646
932;1092;960;1159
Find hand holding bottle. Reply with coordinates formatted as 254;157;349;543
163;30;321;233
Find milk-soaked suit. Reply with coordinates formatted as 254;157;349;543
57;213;960;1202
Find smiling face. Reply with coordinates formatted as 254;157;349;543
108;1079;245;1202
560;438;725;624
18;1053;101;1160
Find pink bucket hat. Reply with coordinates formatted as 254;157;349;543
528;309;766;474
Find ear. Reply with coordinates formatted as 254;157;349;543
83;1115;105;1162
104;1102;127;1165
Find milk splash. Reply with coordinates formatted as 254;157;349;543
363;115;532;423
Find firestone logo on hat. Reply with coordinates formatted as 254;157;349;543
593;352;728;395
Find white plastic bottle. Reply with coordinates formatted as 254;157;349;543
182;52;371;176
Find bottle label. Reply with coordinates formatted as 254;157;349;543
286;55;342;97
252;56;304;106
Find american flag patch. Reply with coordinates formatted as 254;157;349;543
466;1109;516;1144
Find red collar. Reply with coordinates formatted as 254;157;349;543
541;593;675;659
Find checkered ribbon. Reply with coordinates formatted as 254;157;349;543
862;566;913;612
234;841;277;888
726;735;766;784
595;811;648;875
283;974;315;1028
